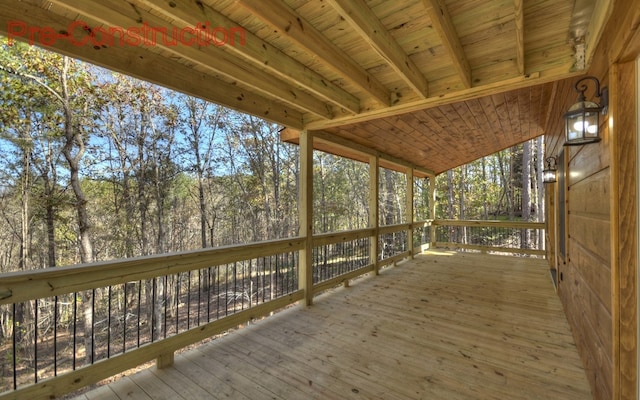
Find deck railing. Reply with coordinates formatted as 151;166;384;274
312;228;373;292
431;219;545;256
0;219;541;399
0;238;305;399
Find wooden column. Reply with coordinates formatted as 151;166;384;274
369;155;379;275
156;352;174;369
299;130;314;306
429;175;437;248
406;167;414;258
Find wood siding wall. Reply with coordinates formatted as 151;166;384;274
545;1;639;398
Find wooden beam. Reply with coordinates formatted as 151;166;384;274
612;60;638;400
46;0;334;120
609;62;621;400
585;0;615;66
514;0;525;75
327;0;429;98
298;130;314;306
0;2;304;129
305;70;589;130
236;0;391;107
135;0;360;115
422;0;472;88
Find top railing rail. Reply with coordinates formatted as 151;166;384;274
0;237;306;306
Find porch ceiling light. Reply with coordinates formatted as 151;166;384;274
542;157;557;183
564;76;608;146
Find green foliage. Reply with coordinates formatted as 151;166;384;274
0;39;541;273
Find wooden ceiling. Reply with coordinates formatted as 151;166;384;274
0;0;611;175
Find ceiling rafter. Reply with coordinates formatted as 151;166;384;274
326;0;429;98
422;0;472;88
0;1;304;128
136;0;361;115
47;0;336;120
514;0;525;75
236;0;391;107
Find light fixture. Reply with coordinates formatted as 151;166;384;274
542;157;557;183
564;75;608;146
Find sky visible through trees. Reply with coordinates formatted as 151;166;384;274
0;39;544;274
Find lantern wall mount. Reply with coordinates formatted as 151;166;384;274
542;156;558;183
564;76;608;146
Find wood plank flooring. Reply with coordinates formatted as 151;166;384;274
73;250;592;399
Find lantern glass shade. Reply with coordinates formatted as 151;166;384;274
542;156;557;183
564;100;601;145
542;167;557;183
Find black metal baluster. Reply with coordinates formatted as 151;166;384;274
107;285;112;358
123;283;127;354
175;274;179;334
293;252;298;292
262;257;267;303
34;299;38;383
268;256;273;300
197;269;201;326
91;289;96;364
12;303;17;390
137;280;142;348
218;265;222;319
324;244;328;281
151;278;156;342
275;254;280;297
73;293;77;369
224;265;228;316
187;270;192;329
245;260;249;309
166;275;170;338
233;262;237;312
54;296;58;376
207;267;212;323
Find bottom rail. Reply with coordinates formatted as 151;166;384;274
312;264;374;294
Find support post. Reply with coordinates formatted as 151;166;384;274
298;130;314;306
369;155;379;274
407;167;414;258
429;175;437;248
156;352;174;369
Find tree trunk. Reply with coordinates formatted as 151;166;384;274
536;137;545;250
59;57;94;364
482;157;488;219
459;166;466;244
446;170;456;243
521;141;531;248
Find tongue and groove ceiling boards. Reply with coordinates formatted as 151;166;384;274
0;0;610;174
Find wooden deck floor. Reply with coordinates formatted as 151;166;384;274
73;250;592;400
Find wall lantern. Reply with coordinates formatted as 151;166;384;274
542;156;557;183
564;75;608;146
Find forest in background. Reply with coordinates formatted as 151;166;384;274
0;40;546;274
